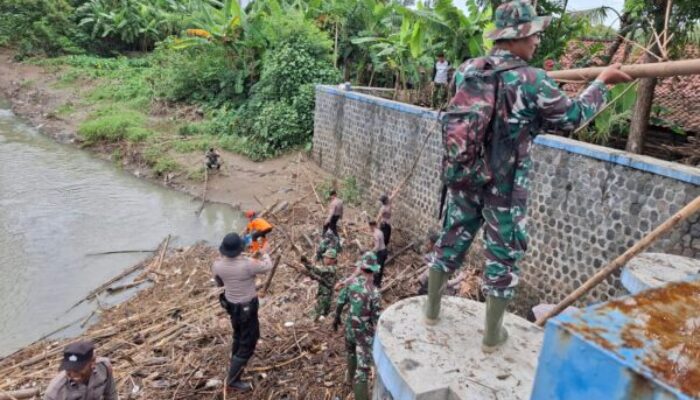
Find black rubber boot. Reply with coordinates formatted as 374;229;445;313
482;295;510;353
424;268;447;325
226;356;251;392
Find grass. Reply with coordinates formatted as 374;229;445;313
55;103;74;116
77;109;145;143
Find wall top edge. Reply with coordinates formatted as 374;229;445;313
534;135;700;186
315;85;700;186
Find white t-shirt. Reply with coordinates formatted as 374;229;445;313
434;60;449;84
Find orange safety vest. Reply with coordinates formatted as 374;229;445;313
246;218;273;252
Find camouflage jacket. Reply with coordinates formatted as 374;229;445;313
336;275;381;342
452;48;608;185
316;232;342;261
302;260;337;296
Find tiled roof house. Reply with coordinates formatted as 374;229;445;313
559;38;700;134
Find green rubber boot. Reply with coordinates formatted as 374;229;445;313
482;295;510;353
345;354;357;386
424;268;447;325
353;380;369;400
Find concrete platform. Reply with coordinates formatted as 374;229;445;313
372;296;543;400
621;252;700;294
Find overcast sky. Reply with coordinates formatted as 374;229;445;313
452;0;625;29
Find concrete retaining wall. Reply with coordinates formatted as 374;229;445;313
312;85;700;304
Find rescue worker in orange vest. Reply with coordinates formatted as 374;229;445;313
243;210;273;253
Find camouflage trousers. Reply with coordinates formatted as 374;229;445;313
432;83;448;109
345;334;373;384
315;292;332;318
427;182;528;299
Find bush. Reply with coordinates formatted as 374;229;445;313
155;47;248;106
0;0;83;58
230;16;340;159
77;110;145;143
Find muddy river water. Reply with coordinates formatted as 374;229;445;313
0;102;244;356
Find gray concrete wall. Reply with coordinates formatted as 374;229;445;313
312;85;700;304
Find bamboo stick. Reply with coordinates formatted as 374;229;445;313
536;195;700;326
195;168;208;216
262;254;283;296
0;388;39;400
547;58;700;81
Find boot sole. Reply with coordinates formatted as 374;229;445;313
481;343;502;353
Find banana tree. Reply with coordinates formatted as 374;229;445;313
406;0;491;64
352;16;430;92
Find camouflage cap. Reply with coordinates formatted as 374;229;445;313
323;248;337;259
356;251;380;273
486;0;552;41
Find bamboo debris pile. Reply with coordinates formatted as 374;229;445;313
0;168;480;399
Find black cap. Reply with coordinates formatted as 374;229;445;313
60;340;95;372
219;233;244;258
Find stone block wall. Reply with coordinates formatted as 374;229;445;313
313;85;700;304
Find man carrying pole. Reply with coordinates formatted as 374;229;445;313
424;0;632;353
301;249;339;320
212;233;272;393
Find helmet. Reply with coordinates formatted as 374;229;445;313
245;210;256;219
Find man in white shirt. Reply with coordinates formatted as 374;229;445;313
432;52;450;108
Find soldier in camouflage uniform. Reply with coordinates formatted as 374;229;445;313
424;0;631;352
333;252;381;400
301;249;338;320
316;229;342;261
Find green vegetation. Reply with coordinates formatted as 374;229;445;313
77;110;145;143
2;0;697;164
318;176;361;206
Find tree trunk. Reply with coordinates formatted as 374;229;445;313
334;21;339;69
626;75;657;153
626;1;665;154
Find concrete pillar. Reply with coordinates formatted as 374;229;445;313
372;296;543;399
621;252;700;294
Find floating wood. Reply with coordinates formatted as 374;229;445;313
547;58;700;81
86;249;155;256
536;195;700;326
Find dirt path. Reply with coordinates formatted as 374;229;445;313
0;49;325;212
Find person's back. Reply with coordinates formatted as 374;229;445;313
339;275;380;335
213;254;271;304
424;0;631;353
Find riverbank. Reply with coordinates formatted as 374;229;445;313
0;173;454;399
0;49;308;211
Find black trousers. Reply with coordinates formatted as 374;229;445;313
226;297;260;384
380;222;392;247
374;249;389;287
323;215;341;235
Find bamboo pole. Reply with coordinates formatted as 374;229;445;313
261;254;283;296
547;58;700;81
0;388;39;400
536;195;700;327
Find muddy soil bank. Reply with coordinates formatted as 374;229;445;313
0;50;326;212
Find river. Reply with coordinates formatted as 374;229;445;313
0;102;244;356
